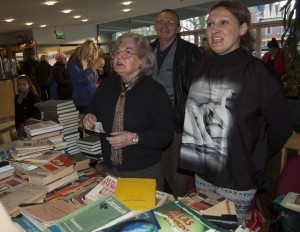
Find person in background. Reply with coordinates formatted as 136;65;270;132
35;54;52;101
67;40;105;113
262;37;285;77
180;0;292;225
199;37;213;62
23;51;40;97
83;33;174;191
150;9;202;197
14;75;41;137
53;52;73;100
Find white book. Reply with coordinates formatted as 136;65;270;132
281;192;300;212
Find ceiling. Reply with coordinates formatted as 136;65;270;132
0;0;277;35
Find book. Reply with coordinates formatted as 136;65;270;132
84;174;118;204
24;121;62;133
28;158;75;186
34;100;75;110
77;135;100;146
101;209;161;232
0;184;46;217
45;171;79;192
29;130;61;141
47;195;133;232
10;161;39;172
178;189;226;215
13;139;52;152
13;214;43;232
19;200;82;230
67;152;90;171
114;177;156;211
0;161;15;179
0;176;26;193
281;192;300;212
24;150;63;164
152;200;229;232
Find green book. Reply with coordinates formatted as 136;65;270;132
153;200;229;232
49;195;132;232
77;135;100;146
35;100;74;110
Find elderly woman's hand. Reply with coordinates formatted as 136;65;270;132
83;113;97;131
107;131;135;149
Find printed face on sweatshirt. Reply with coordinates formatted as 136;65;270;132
206;7;247;55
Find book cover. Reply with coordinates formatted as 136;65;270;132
0;184;46;216
77;135;100;145
24;121;61;133
13;214;43;232
85;175;118;204
45;171;79;192
19;200;82;230
35;100;74;109
0;176;26;193
101;210;161;232
13;139;52;152
281;192;300;212
29;130;61;140
178;189;226;215
23;150;63;164
114;178;156;211
153;200;229;232
49;195;132;232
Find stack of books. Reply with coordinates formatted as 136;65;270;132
35;100;79;136
10;139;55;161
0;160;15;179
24;120;63;140
34;100;80;155
77;135;102;160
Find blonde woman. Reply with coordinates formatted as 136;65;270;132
67;40;105;113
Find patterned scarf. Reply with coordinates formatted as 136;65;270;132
111;74;141;165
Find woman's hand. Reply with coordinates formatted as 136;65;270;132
107;131;135;149
82;113;97;131
91;57;105;73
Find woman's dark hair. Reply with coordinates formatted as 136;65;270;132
210;0;255;54
267;38;279;48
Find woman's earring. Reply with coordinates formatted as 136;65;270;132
138;64;143;70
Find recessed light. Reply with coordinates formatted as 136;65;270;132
122;9;131;12
121;1;132;5
25;22;33;26
43;1;57;6
40;25;47;28
61;9;72;13
73;15;81;19
4;18;14;22
81;19;88;22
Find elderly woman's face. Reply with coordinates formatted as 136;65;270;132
112;39;142;82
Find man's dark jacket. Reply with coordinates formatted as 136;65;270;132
150;34;202;132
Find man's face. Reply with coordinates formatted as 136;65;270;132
154;12;181;43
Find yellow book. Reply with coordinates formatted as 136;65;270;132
114;177;156;211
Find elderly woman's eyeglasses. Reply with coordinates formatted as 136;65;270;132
155;20;177;27
110;49;139;59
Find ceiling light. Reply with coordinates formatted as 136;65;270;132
4;18;14;22
61;9;72;13
25;22;33;26
122;9;131;12
121;1;132;5
40;25;47;28
81;19;88;22
43;1;57;6
73;15;81;19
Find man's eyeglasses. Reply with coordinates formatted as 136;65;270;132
110;49;139;59
156;20;178;27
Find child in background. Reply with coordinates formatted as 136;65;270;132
14;75;41;137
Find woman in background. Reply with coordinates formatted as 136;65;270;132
53;52;73;100
83;33;174;191
262;37;285;77
14;75;41;137
180;0;292;225
67;40;105;113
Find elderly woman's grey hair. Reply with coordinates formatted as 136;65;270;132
113;33;154;76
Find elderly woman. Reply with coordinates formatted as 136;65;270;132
83;33;174;191
67;40;105;113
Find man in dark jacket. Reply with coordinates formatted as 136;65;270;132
150;9;202;197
